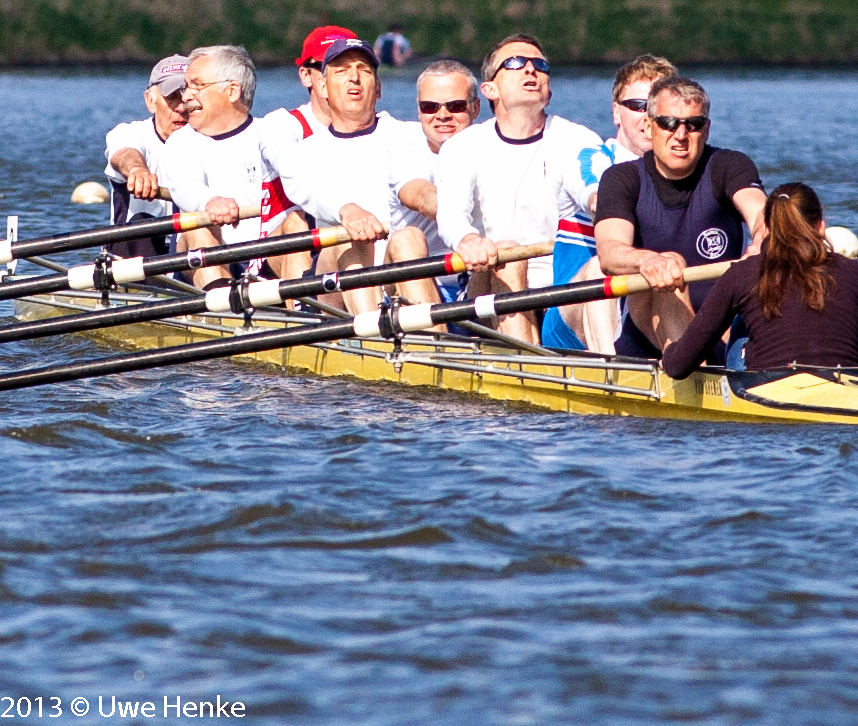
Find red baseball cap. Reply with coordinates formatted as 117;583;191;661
296;26;357;66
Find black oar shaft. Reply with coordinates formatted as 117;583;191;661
5;204;260;261
1;297;206;343
0;319;356;391
0;226;349;302
0;255;460;343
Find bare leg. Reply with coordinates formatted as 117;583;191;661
558;256;618;355
628;287;694;351
315;241;381;315
176;227;230;288
266;211;313;281
467;240;539;345
384;227;446;332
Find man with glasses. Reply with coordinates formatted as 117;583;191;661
542;55;677;353
103;55;189;259
257;26;356;283
383;60;482;321
162;45;262;289
436;34;604;345
273;38;421;315
595;76;767;359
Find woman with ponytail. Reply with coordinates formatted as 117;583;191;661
662;183;858;379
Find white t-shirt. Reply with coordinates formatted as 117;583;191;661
257;101;327;236
104;117;174;224
556;136;641;259
389;137;465;285
162;116;262;245
436;115;603;288
277;114;422;263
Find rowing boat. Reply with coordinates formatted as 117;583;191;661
12;285;858;425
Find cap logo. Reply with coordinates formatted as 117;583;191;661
160;63;187;74
345;39;363;46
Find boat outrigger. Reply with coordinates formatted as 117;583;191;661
4;217;858;424
12;285;858;425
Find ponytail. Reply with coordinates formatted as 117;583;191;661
756;183;834;318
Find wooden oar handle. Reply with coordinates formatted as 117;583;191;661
497;240;555;264
616;260;735;296
155;186;173;202
447;240;556;273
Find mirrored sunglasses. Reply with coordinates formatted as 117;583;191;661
618;98;648;113
418;99;471;114
491;56;550;80
651;115;709;132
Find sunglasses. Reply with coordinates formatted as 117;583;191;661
490;56;550;80
651;115;709;132
618;98;648;113
418;99;471;115
302;60;323;71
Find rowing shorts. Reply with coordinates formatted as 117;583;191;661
541;307;586;350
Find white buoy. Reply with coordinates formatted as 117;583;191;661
71;181;109;204
826;226;858;259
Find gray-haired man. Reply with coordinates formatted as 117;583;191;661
103;54;189;258
162;45;262;289
385;60;481;315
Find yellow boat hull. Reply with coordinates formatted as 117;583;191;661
14;294;858;425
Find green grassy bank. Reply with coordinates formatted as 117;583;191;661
0;0;856;66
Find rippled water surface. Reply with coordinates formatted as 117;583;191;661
0;67;857;724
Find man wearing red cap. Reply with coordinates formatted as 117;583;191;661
271;38;422;315
257;26;357;283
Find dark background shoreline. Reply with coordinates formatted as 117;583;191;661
1;0;856;67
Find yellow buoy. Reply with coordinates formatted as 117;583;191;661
71;181;109;204
826;226;858;259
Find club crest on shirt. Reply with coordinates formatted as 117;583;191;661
696;228;728;259
244;163;258;182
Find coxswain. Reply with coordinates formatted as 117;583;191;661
385;59;481;323
542;54;677;353
271;38;421;314
595;76;767;359
103;54;189;259
436;34;604;345
258;25;357;282
663;183;858;377
162;45;263;289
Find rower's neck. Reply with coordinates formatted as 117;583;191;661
494;108;546;141
329;109;377;135
310;94;333;127
196;108;249;138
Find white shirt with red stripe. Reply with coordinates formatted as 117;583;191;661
436;114;603;289
257;102;327;237
161;116;262;245
276;113;422;263
554;136;640;275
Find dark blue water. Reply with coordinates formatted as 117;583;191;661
0;67;857;725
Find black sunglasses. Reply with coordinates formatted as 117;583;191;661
302;60;323;71
418;99;471;114
618;98;648;113
651;115;709;132
490;56;550;80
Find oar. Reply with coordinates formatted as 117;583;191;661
0;259;732;391
1;204;261;263
0;242;553;344
0;224;359;302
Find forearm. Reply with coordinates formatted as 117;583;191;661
597;238;653;275
398;180;437;220
110;148;150;179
